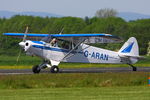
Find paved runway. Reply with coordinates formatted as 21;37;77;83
0;67;150;75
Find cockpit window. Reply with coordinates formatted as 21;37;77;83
61;41;70;49
50;39;76;50
41;35;52;43
48;38;77;50
57;39;71;49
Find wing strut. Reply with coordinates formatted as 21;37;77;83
65;44;91;60
60;39;86;61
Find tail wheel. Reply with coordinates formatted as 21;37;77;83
128;64;137;71
50;65;59;73
32;65;41;73
132;66;137;71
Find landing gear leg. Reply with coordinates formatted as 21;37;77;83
128;64;137;71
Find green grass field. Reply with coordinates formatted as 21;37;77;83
0;55;150;100
0;86;150;100
0;72;150;100
0;72;149;89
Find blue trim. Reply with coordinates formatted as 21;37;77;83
32;45;83;54
121;42;134;53
3;33;120;38
3;33;48;37
32;41;44;44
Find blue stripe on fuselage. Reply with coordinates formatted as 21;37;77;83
32;45;69;52
32;45;82;54
32;41;44;44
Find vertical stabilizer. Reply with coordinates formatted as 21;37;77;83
118;37;139;57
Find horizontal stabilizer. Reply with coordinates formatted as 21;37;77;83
119;55;145;60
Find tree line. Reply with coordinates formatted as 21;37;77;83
0;15;150;55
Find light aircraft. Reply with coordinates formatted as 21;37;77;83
3;27;143;73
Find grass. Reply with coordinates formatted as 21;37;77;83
0;86;150;100
0;55;150;69
0;72;149;89
0;55;41;66
0;72;149;99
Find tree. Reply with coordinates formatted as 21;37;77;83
95;8;118;18
147;42;150;56
0;15;150;55
84;16;91;25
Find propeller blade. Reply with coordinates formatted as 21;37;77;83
59;27;64;35
23;26;29;42
16;48;22;62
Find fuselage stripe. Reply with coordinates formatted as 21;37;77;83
32;45;83;54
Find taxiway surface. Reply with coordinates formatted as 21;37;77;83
0;67;149;75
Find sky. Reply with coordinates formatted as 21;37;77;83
0;0;150;17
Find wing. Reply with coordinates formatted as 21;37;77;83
3;33;48;41
3;33;123;43
53;33;123;43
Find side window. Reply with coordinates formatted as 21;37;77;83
57;40;72;50
62;41;70;49
53;39;78;50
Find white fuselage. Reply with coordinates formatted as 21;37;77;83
25;40;123;64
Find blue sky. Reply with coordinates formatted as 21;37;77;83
0;0;150;17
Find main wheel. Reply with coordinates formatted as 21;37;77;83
50;66;59;73
32;65;41;73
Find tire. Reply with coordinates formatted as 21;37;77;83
50;66;59;73
132;67;137;71
32;65;41;73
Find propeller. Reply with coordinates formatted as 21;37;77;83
16;26;29;62
16;49;22;62
19;26;29;47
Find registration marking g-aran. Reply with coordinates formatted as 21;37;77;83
84;50;109;61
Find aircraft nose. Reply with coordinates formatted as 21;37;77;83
24;41;32;52
19;41;25;48
19;41;32;52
